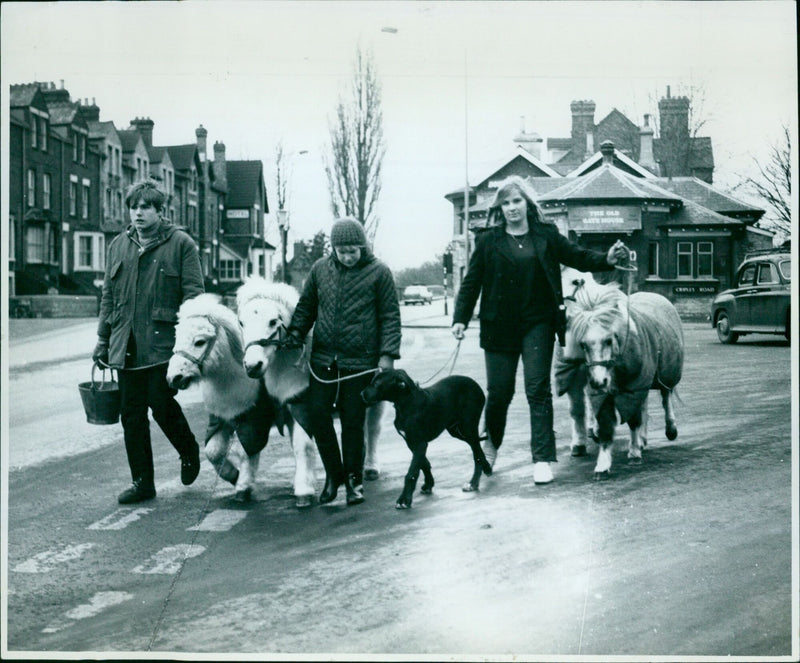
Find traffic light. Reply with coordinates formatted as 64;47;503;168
443;252;453;274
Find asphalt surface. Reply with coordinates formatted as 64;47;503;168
3;302;797;659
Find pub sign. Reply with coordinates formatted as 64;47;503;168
569;205;641;233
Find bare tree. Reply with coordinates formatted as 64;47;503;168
742;125;792;237
324;44;386;241
274;140;289;211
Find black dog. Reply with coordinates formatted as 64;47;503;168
361;369;492;509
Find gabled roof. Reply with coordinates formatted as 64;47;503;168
117;129;146;153
566;146;656;179
166;144;198;171
87;120;120;142
654;177;763;216
10;84;45;109
147;145;170;165
226;161;266;209
46;100;85;128
537;164;681;204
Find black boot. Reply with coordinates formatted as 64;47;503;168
319;474;343;504
180;444;201;485
346;473;364;506
118;478;156;504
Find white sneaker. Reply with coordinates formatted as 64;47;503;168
482;438;498;469
533;462;553;485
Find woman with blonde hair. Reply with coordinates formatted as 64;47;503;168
452;176;627;485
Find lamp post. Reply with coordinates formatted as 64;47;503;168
276;208;289;284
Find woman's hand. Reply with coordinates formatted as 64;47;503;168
378;355;394;371
451;323;466;340
606;240;628;265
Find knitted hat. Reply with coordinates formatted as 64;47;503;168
330;218;367;247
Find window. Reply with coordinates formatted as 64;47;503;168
39;117;47;151
69;180;78;216
73;132;79;161
697;242;713;278
738;265;756;287
107;146;114;174
80;136;86;164
188;205;198;235
648;242;660;277
27;169;36;207
677;242;693;278
26;226;44;262
105;189;112;218
778;259;791;281
73;233;105;271
43;174;51;210
116;192;123;219
31;112;38;147
757;263;778;285
219;259;242;281
82;180;90;219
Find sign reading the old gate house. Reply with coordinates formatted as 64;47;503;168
569;206;641;233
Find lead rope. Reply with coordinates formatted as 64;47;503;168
418;338;462;386
614;249;637;359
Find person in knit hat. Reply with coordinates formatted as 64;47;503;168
288;216;401;506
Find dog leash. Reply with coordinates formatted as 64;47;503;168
418;338;461;386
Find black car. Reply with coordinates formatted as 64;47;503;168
710;249;791;343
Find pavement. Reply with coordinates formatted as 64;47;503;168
6;300;455;372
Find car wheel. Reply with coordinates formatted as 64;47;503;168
716;312;739;344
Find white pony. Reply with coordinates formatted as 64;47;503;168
556;267;683;479
166;293;316;505
236;277;385;481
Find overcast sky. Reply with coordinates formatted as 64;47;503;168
2;1;796;271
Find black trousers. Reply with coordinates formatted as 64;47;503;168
118;338;197;484
306;363;373;484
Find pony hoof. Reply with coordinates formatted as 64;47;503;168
571;445;587;457
420;485;433;495
666;424;678;441
234;487;253;502
593;471;611;482
628;456;642;465
462;482;479;493
295;495;314;508
395;501;412;510
588;429;599;443
481;463;493;476
364;469;380;481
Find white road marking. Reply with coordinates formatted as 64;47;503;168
131;544;205;574
187;509;248;532
87;507;154;530
42;591;134;634
14;543;94;573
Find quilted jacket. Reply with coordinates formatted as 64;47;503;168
97;223;204;368
288;248;402;371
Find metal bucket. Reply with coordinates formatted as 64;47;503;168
78;364;121;425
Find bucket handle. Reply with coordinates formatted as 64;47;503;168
91;363;117;390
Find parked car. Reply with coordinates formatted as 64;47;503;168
402;285;433;305
710;249;791;343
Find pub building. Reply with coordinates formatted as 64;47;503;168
446;100;771;321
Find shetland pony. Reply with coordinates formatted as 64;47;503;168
556;267;684;479
236;278;386;481
166;293;316;505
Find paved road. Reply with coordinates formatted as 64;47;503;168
3;318;796;659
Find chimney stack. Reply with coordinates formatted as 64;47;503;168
130;117;155;147
570;100;596;160
638;114;658;174
77;98;101;123
213;141;227;187
196;125;208;161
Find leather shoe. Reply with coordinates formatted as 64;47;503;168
180;446;201;485
118;478;156;504
319;475;342;504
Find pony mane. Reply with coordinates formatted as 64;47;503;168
236;277;299;315
568;284;627;343
177;293;244;365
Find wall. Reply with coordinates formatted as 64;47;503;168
9;295;98;318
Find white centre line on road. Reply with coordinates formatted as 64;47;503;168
131;544;205;574
42;591;134;634
14;543;95;573
87;507;154;530
187;509;248;532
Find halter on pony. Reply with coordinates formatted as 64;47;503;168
173;315;219;372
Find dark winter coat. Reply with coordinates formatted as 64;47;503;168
453;223;614;351
97;223;204;368
288;248;402;371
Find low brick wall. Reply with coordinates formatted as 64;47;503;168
9;295;99;318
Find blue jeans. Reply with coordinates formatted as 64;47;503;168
484;321;557;463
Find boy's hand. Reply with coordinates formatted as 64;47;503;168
92;339;109;366
378;355;394;371
451;323;466;340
